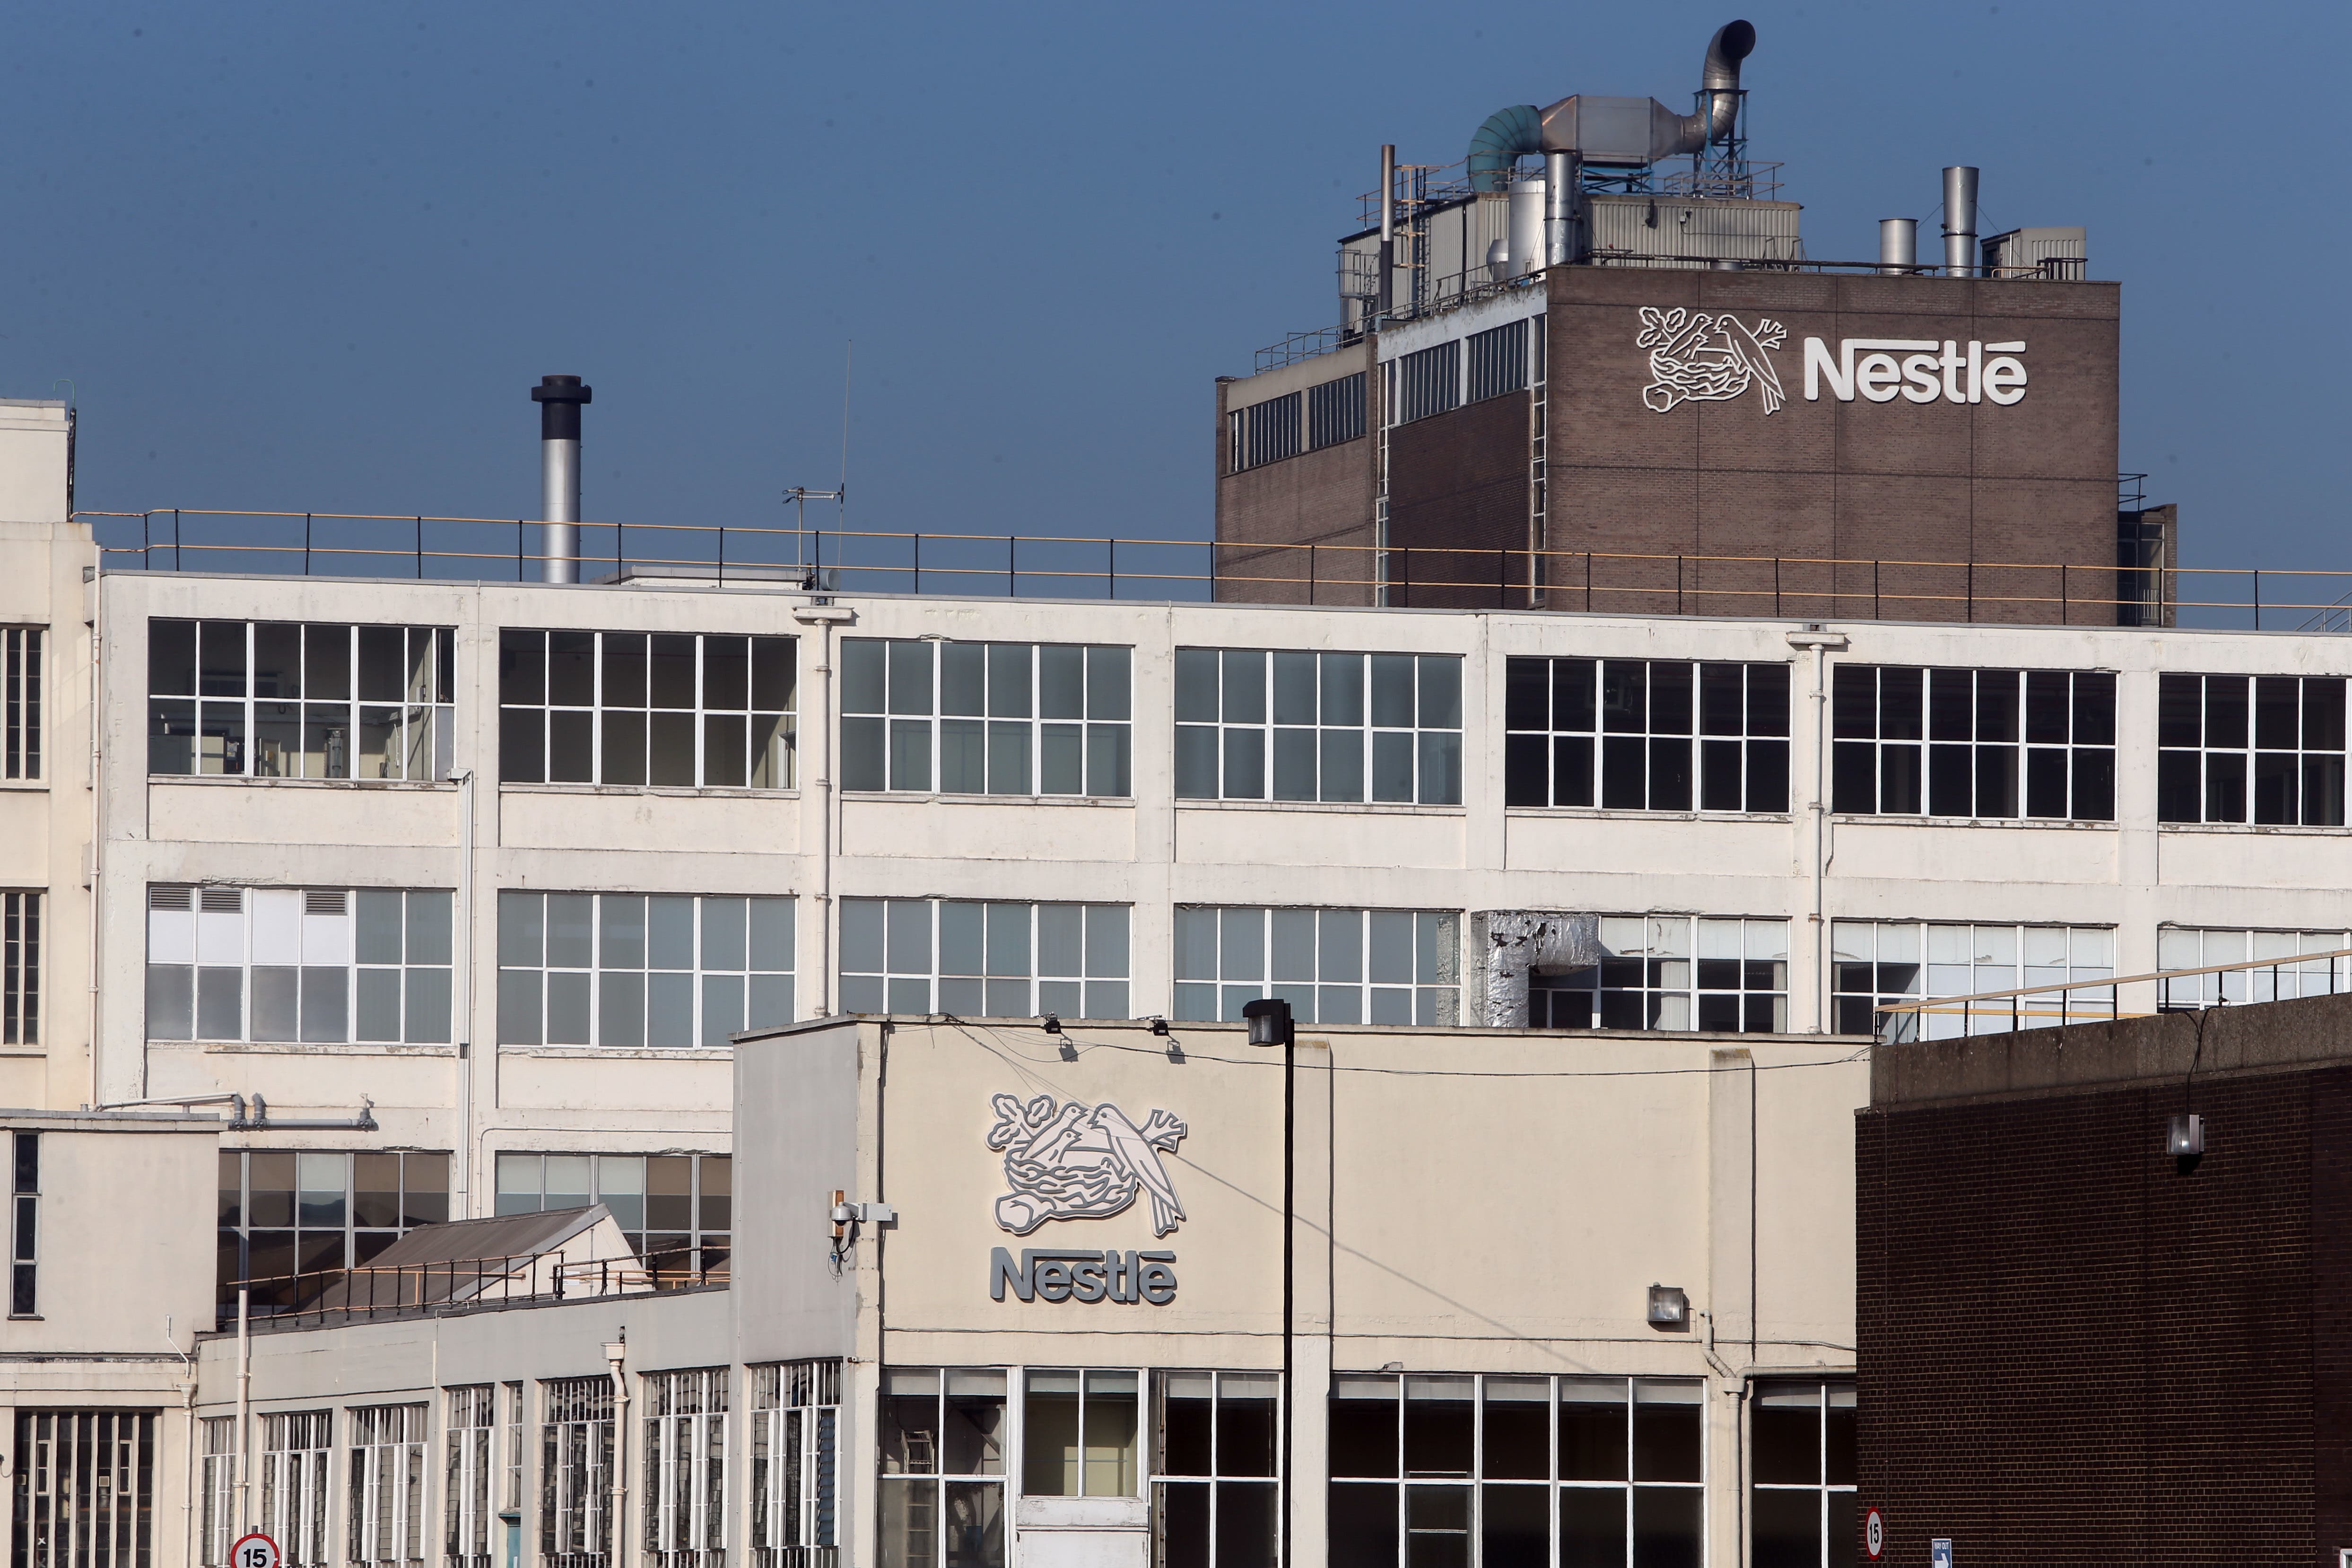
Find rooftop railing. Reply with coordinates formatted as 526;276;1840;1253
1873;946;2352;1044
221;1250;728;1330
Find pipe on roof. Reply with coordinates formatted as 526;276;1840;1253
1468;103;1543;193
1677;20;1756;151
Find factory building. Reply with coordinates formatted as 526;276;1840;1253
1210;23;2165;622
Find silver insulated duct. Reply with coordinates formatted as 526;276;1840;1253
1879;218;1917;274
532;375;592;584
1942;166;1978;278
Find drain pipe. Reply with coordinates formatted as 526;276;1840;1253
235;1286;251;1532
532;375;592;584
1785;628;1847;1029
453;768;476;1217
1377;144;1396;318
605;1336;630;1568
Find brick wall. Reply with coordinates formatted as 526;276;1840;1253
1858;1065;2332;1566
1386;391;1532;609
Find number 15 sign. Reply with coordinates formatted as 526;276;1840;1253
232;1533;280;1568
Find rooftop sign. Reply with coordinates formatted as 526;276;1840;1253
1636;307;2029;414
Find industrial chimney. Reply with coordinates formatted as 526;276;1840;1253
1942;167;1978;278
531;375;593;584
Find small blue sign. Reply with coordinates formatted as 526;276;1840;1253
1931;1539;1954;1568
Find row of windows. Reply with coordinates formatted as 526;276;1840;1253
195;1362;840;1568
127;618;2352;827
1389;317;1541;427
129;883;2352;1047
216;1150;731;1315
1226;372;1368;473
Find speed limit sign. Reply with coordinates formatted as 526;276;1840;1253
1864;1508;1885;1560
231;1533;281;1568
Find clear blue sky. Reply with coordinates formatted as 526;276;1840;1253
4;0;2343;569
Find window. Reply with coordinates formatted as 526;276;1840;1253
1505;657;1790;813
200;1416;238;1566
448;1387;497;1568
1308;374;1367;450
840;640;1131;798
1023;1370;1138;1498
877;1368;1006;1568
643;1369;728;1568
2159;673;2347;826
351;1404;428;1568
261;1411;334;1568
1831;666;2115;821
4;889;40;1044
1466;319;1531;402
3;627;40;779
147;885;453;1045
506;1385;527;1517
498;630;796;789
543;1378;616;1568
1830;921;2114;1040
10;1411;157;1568
839;900;1130;1019
497;892;793;1050
751;1361;840;1568
2156;927;2352;1009
1531;916;1789;1033
494;1153;731;1277
1177;649;1463;805
1330;1374;1704;1568
218;1150;451;1316
1174;907;1460;1025
1154;1371;1279;1568
1751;1383;1856;1568
1389;343;1461;426
10;1129;35;1317
1228;394;1301;473
149;620;453;779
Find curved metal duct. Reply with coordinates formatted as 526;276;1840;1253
1678;19;1756;151
1469;103;1543;193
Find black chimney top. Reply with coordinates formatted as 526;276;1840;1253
531;375;592;441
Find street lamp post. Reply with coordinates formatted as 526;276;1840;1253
1243;997;1295;1568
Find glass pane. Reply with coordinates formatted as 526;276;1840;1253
1157;1374;1214;1476
1402;1377;1473;1478
944;1371;1006;1475
1560;1487;1626;1568
1752;1490;1819;1568
1085;1371;1138;1496
1632;1382;1702;1482
1482;1379;1548;1481
1405;1485;1469;1568
1329;1482;1397;1568
1022;1372;1081;1496
1752;1386;1820;1484
1481;1485;1549;1568
1217;1481;1278;1568
1632;1487;1701;1568
1560;1380;1627;1482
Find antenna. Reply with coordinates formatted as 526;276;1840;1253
839;339;853;519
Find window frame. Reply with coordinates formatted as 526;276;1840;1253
147;884;455;1046
218;1149;452;1318
1505;656;1792;815
751;1360;841;1568
447;1385;497;1568
148;619;454;781
1530;915;1791;1035
877;1367;1009;1568
642;1368;729;1568
348;1402;429;1568
3;626;42;782
1172;906;1462;1026
1830;920;2117;1040
838;899;1132;1021
1327;1372;1707;1568
260;1410;336;1568
1175;647;1464;807
10;1129;37;1319
542;1377;618;1568
495;891;795;1051
497;628;797;791
3;888;40;1046
1151;1368;1283;1568
2158;672;2348;828
838;638;1132;799
492;1151;731;1279
2155;926;2352;1009
1748;1380;1857;1568
1829;663;2116;823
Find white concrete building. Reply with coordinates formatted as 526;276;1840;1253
3;388;2352;1568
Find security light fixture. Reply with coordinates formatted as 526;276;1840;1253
2169;1114;2205;1158
1042;1014;1063;1035
1149;1017;1171;1037
1244;997;1294;1048
1647;1284;1690;1330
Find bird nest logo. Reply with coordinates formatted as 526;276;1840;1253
985;1092;1188;1238
1636;306;1788;415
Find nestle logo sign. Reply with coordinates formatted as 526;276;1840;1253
1802;337;2028;405
990;1246;1177;1305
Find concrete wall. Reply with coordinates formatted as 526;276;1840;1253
732;1017;859;1366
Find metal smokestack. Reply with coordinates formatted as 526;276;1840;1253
1879;218;1917;274
531;374;592;584
1377;144;1396;316
1942;166;1978;278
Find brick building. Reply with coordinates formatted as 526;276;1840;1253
1211;22;2169;623
1855;991;2352;1566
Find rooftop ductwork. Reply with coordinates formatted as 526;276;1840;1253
1467;19;1756;191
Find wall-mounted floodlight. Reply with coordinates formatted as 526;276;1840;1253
1647;1284;1690;1330
2169;1114;2205;1159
